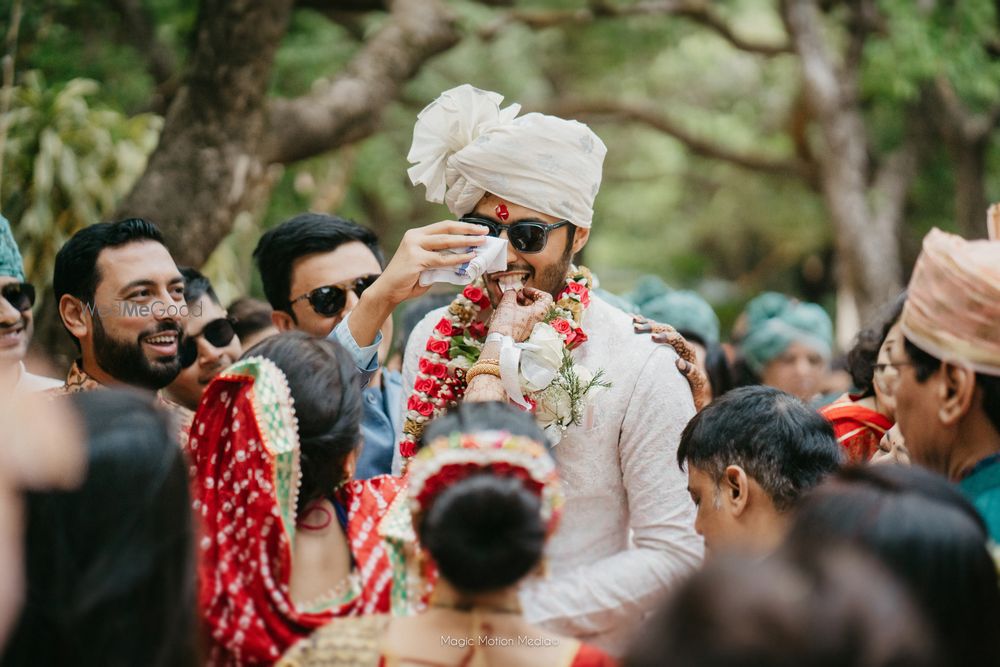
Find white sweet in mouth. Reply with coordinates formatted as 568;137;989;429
499;275;524;293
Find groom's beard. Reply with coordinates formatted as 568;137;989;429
489;233;577;305
534;240;576;298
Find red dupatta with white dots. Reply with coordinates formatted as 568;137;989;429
188;357;402;666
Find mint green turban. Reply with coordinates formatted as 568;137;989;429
0;215;24;281
641;290;721;346
741;295;833;374
744;291;791;332
628;275;671;309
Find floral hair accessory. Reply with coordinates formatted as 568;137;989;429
407;430;564;536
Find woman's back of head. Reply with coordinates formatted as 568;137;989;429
417;402;553;595
243;331;362;515
785;464;1000;667
2;389;196;667
625;547;939;667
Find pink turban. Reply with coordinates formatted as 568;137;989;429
901;228;1000;376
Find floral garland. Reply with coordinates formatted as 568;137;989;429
400;267;607;459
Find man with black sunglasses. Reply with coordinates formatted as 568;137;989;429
165;268;242;410
400;85;702;655
0;215;62;393
254;212;485;478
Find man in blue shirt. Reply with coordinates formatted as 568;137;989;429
253;212;486;477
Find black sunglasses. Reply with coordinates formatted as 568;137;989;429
1;282;35;312
460;216;571;254
288;274;379;318
180;317;237;368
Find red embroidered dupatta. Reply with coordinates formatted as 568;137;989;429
819;394;894;463
188;358;402;666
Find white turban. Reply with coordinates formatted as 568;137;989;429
407;84;607;228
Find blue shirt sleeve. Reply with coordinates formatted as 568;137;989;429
330;313;381;382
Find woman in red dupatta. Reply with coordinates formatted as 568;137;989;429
278;402;616;667
819;294;905;463
188;332;405;665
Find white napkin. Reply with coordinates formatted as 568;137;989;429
419;236;508;286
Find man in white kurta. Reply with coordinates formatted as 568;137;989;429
402;293;701;653
398;85;703;655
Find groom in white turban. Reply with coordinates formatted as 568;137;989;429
400;85;702;654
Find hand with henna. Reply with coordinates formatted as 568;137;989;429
488;287;554;341
466;287;554;403
633;315;711;411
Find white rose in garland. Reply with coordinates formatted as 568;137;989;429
519;322;564;392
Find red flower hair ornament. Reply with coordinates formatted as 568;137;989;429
407;431;564;537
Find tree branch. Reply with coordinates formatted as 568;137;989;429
263;0;458;164
108;0;183;112
551;99;813;178
781;0;841;117
843;0;881;91
297;0;389;11
296;0;385;38
871;138;918;232
108;0;178;86
932;75;1000;142
480;0;792;57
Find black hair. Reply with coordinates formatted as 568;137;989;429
252;213;384;316
625;547;938;667
677;385;841;511
226;297;274;342
178;267;220;307
785;464;1000;667
242;331;361;516
846;291;906;397
730;356;759;388
704;340;735;399
3;389;197;667
52;218;167;348
904;337;1000;436
417;402;550;594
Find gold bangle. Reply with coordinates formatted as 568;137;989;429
466;361;501;382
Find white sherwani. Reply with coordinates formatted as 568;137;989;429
400;294;703;655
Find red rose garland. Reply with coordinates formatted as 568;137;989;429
399;268;594;459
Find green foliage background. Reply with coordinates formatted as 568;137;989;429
3;0;998;335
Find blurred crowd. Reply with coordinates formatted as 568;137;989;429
2;84;1000;667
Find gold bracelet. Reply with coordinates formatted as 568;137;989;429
466;361;501;382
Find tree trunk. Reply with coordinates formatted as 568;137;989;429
952;135;989;239
116;0;294;267
116;0;458;268
782;0;908;328
929;77;1000;240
